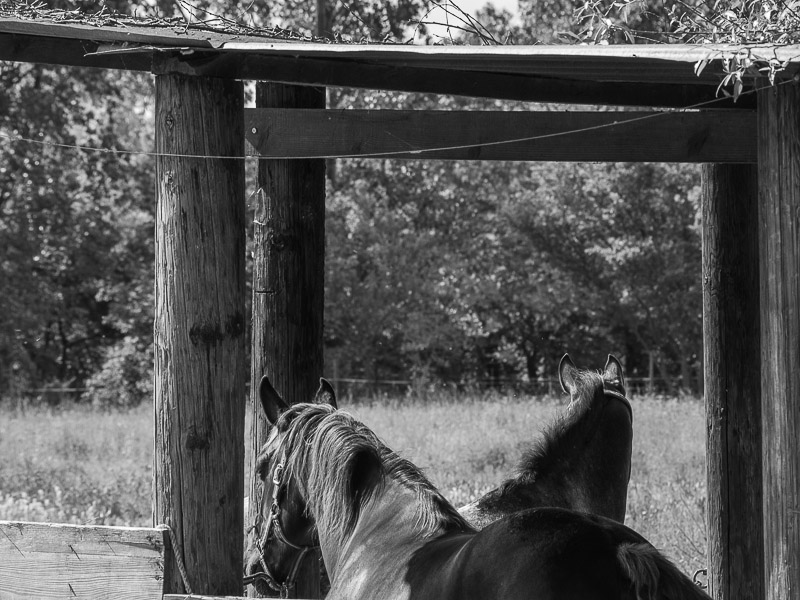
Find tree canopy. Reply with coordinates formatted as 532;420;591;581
0;0;732;403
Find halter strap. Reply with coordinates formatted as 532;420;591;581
603;380;632;421
244;454;320;599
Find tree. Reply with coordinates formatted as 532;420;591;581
0;63;155;401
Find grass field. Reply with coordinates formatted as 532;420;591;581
0;391;706;574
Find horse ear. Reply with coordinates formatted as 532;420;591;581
558;353;579;395
603;355;625;387
259;376;289;426
314;378;338;409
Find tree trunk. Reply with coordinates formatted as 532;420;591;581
154;74;246;596
758;82;800;600
248;82;326;599
701;163;762;600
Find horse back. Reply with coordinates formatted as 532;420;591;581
407;508;640;600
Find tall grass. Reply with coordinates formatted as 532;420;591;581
0;391;705;572
0;403;152;525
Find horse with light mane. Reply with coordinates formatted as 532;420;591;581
460;354;633;528
244;377;708;600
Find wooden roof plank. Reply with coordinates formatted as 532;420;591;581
244;108;756;163
152;52;751;109
2;16;796;67
0;16;794;107
0;14;298;47
0;32;152;71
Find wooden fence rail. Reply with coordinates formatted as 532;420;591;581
0;521;171;600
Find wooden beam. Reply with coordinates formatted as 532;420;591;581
244;108;756;163
0;17;795;87
701;164;763;600
154;74;246;596
0;32;152;71
758;81;800;600
247;83;326;599
166;597;313;600
0;521;170;600
0;31;750;109
153;53;750;109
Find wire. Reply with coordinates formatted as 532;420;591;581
0;79;782;162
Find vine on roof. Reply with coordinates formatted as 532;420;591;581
0;0;323;42
574;0;800;98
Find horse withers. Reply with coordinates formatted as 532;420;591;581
244;378;708;600
460;354;633;528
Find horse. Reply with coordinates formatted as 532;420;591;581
460;354;633;528
244;377;709;600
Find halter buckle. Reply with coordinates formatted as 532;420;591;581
272;463;284;486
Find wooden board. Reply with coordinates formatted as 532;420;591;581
701;164;763;600
758;81;800;600
0;32;153;72
153;73;246;596
0;521;168;600
152;52;749;109
244;108;756;163
0;15;297;48
164;597;314;600
0;16;797;86
248;83;326;598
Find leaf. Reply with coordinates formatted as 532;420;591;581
694;59;710;76
733;77;743;100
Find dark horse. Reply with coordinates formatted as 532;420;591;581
460;354;633;528
244;377;708;600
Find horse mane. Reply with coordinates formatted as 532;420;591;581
274;403;474;548
505;369;606;490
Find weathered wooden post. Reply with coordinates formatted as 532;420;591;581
154;73;246;596
758;81;800;600
701;163;763;600
248;82;326;598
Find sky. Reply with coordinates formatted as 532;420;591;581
422;0;520;40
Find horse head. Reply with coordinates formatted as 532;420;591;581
559;353;628;414
556;353;632;521
243;377;336;598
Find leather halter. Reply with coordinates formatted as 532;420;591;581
244;455;320;598
602;379;632;421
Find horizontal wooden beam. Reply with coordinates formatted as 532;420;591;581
164;596;309;600
1;16;797;87
153;52;750;109
0;32;152;72
245;108;756;163
0;521;169;600
0;30;752;109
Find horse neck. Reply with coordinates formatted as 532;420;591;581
529;390;633;519
321;478;433;581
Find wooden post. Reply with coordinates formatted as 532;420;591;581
316;0;330;39
701;163;762;600
248;83;326;598
154;74;246;596
758;81;800;600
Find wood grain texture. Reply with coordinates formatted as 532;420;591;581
247;83;326;599
244;109;756;163
701;164;763;600
154;74;246;596
0;16;796;86
0;33;153;72
0;521;167;600
165;597;314;600
153;53;749;110
758;82;800;600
